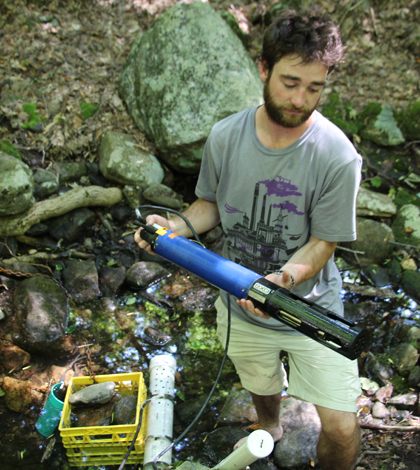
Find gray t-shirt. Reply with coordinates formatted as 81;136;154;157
196;106;362;333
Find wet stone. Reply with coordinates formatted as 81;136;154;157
69;381;116;406
144;326;171;346
113;394;138;425
71;398;115;427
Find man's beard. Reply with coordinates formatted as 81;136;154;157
263;80;319;128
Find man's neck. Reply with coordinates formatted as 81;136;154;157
255;105;314;149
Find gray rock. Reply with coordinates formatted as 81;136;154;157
113;394;137;425
408;366;420;387
341;217;395;266
0;152;34;215
62;260;101;302
273;397;321;469
389;343;420;376
362;265;391;288
398;325;420;343
13;277;68;350
125;261;170;288
366;357;395;386
143;183;183;210
119;2;263;173
388;392;419;409
180;287;219;312
99;131;164;185
356;187;397;218
401;270;420;303
53;161;87;182
69;381;116;406
48;207;96;243
99;266;126;297
217;388;258;425
392;204;420;248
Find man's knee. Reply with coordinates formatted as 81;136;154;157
316;407;360;444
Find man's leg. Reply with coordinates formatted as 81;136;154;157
316;406;361;470
234;391;284;450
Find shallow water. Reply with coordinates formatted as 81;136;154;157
0;263;418;469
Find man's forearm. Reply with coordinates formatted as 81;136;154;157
168;198;220;238
279;235;337;287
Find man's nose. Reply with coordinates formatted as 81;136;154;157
290;90;306;109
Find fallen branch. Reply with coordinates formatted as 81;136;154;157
388;240;420;251
360;422;420;432
0;186;123;237
1;250;95;266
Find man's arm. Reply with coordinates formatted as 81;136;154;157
134;198;220;253
237;235;337;318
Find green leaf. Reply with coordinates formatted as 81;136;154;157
126;296;136;305
80;102;100;120
0;390;5;397
371;176;382;188
66;324;78;334
107;259;117;267
374;104;405;145
175;390;185;401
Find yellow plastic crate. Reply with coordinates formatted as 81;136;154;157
59;372;148;467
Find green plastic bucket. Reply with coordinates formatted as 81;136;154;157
35;382;64;437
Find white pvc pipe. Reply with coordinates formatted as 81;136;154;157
143;354;177;470
211;430;274;470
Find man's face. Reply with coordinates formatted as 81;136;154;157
261;55;328;128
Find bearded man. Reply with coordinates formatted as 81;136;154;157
136;9;362;469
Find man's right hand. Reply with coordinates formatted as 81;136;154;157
134;214;171;255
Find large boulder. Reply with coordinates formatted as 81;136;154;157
119;2;263;173
0;152;34;215
392;204;420;247
341;217;395;267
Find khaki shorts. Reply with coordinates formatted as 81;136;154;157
215;297;361;413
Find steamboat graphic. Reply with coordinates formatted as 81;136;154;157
225;178;303;274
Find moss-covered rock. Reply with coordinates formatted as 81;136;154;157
401;270;420;303
395;100;420;141
359;103;405;146
391;204;420;247
118;2;262;173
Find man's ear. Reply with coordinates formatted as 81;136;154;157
259;60;269;82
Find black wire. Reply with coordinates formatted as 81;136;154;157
152;295;232;470
118;399;151;470
137;205;202;245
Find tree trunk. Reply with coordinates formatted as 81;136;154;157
0;186;123;237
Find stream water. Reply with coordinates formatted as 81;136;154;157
0;261;419;470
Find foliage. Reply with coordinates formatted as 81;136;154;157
373;105;405;146
0;139;21;159
359;103;405;146
21;103;45;129
320;93;362;137
395;100;420;140
80;102;100;120
389;187;420;209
